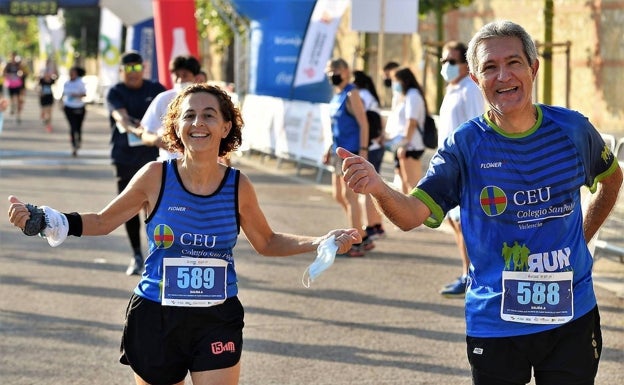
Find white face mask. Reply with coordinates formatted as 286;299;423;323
302;235;338;287
440;62;460;83
173;81;193;91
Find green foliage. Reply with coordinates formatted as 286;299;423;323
63;6;100;58
0;6;100;63
419;0;474;14
195;0;246;54
0;15;39;60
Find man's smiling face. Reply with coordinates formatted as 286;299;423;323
470;36;538;118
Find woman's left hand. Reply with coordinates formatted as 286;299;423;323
323;229;362;254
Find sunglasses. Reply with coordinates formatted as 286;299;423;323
123;64;143;73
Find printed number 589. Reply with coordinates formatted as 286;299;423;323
177;267;215;289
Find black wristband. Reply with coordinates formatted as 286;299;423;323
360;147;368;151
63;212;83;237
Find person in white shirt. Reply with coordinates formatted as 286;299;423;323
381;61;400;109
385;67;428;194
353;70;386;240
437;41;485;298
61;66;87;157
138;55;202;161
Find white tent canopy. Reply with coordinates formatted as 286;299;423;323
99;0;152;25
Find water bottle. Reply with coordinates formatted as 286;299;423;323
170;27;190;61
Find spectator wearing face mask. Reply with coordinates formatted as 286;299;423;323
322;58;374;257
437;41;486;298
384;67;428;195
381;61;400;109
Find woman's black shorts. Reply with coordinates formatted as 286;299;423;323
393;149;425;169
40;95;54;106
119;294;244;385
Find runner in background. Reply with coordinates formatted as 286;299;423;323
106;51;166;276
61;66;87;157
38;70;56;133
3;52;28;124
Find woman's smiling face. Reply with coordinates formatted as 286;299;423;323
177;92;231;153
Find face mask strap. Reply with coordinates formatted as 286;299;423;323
302;267;312;288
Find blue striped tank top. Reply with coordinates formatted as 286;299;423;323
134;160;241;303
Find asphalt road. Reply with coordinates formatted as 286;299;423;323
0;91;622;385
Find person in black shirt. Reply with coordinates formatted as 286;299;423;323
106;51;166;275
38;70;56;132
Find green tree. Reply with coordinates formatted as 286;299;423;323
195;0;239;55
0;15;39;61
419;0;474;14
195;0;248;82
63;6;100;59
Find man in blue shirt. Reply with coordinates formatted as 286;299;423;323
338;21;622;385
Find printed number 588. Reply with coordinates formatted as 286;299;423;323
517;282;560;305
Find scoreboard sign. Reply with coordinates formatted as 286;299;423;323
7;1;58;15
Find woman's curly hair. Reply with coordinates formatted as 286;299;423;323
161;83;243;157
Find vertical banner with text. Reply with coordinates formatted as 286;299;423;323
292;0;349;88
231;0;332;103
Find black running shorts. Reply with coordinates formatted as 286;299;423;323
119;294;244;385
467;306;601;385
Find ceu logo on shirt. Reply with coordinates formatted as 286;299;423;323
480;185;507;216
153;224;174;249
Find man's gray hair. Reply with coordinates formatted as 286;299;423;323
466;20;538;74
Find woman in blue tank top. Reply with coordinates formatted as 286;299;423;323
7;83;361;385
322;58;375;257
